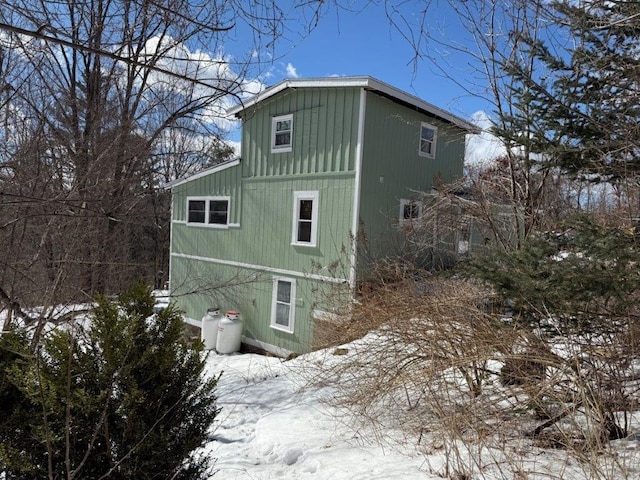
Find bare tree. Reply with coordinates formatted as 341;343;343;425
0;0;320;327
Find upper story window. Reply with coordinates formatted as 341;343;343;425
292;191;318;247
419;122;438;158
187;196;230;227
399;198;422;228
272;114;293;153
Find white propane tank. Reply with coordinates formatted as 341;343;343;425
201;307;222;350
215;310;242;354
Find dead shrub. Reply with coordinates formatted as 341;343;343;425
304;272;640;479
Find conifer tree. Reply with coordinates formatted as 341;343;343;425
0;284;219;479
503;0;640;181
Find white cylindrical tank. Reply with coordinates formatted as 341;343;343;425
216;310;242;354
201;307;222;350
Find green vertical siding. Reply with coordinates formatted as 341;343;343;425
171;174;354;277
170;256;335;354
169;82;469;354
172;164;243;224
172;258;318;353
239;87;360;177
357;91;466;265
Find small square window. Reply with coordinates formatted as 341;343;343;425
419;123;438;158
400;199;422;228
272;114;293;152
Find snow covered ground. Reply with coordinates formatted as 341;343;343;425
202;348;431;479
201;340;640;480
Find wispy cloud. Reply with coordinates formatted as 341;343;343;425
465;110;506;168
285;62;299;78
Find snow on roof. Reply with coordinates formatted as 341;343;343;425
227;76;479;133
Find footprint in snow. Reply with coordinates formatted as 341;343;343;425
283;448;304;466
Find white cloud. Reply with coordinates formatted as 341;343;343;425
225;139;241;157
285;62;299;78
465;110;506;168
122;35;266;129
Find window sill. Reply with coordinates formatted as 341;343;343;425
186;223;230;229
291;241;317;248
270;324;294;334
271;147;292;153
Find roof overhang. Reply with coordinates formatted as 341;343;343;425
162;158;240;189
227;76;479;134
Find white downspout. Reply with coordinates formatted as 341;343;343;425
349;89;367;289
167;190;174;292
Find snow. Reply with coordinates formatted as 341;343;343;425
202;349;432;479
200;336;640;480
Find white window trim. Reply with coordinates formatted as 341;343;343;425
270;276;296;333
271;114;293;153
186;196;231;228
291;191;319;247
419;122;438;159
399;198;423;228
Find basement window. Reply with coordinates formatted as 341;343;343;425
271;277;296;333
399;198;422;228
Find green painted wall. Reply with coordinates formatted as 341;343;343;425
356;91;466;267
171;173;354;277
170;256;345;354
172;164;243;224
169;83;468;353
238;87;361;177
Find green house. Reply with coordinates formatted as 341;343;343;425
167;77;476;355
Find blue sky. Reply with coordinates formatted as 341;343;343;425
223;2;503;163
255;2;491;123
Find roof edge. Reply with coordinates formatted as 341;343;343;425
227;76;478;133
162;158;241;189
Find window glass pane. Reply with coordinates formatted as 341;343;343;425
275;303;290;326
421;126;434;141
277;280;291;303
299;199;313;220
420;125;436;156
188;200;206;223
276;120;291;131
209;200;228;224
297;221;312;242
275;132;290;146
403;203;418;220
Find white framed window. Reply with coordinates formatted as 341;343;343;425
399;198;422;228
419;122;437;158
271;277;296;333
271;114;293;152
292;191;319;247
186;196;230;227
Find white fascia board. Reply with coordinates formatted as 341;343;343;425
365;78;479;133
226;76;478;133
162;158;240;190
226;77;370;117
